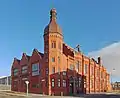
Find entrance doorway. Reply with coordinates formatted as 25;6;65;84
69;76;74;95
70;82;74;94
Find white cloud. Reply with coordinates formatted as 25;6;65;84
88;42;120;80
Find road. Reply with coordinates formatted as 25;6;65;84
0;91;120;98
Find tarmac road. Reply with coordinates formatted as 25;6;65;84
0;91;120;98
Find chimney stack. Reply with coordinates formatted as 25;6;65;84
98;56;101;65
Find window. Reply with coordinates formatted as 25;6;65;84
13;68;18;76
119;84;120;87
70;64;74;70
97;69;99;76
22;65;28;74
52;57;55;62
58;67;60;74
58;56;60;64
97;81;99;89
84;64;88;74
90;79;93;88
91;66;94;76
52;67;55;74
52;79;55;87
22;77;28;80
63;71;66;76
63;71;66;75
32;63;39;76
76;79;79;87
76;61;79;72
58;79;60;87
79;77;81;87
51;41;56;48
46;68;48;75
63;80;66;87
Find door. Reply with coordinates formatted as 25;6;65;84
70;82;74;94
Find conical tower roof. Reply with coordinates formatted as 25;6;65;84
44;8;62;35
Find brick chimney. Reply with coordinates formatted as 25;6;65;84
98;56;101;65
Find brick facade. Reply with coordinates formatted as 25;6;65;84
11;8;110;96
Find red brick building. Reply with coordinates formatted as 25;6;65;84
11;8;110;96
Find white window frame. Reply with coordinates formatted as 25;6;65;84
32;63;39;76
58;79;60;87
63;80;66;87
52;79;55;87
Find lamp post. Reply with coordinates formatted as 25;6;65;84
25;81;29;97
41;79;45;95
111;68;115;84
111;68;115;91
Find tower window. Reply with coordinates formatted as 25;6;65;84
52;67;55;74
52;57;55;62
51;41;56;48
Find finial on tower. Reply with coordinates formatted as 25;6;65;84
50;8;57;20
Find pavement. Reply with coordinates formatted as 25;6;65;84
0;91;120;98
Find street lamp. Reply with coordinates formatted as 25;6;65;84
41;79;45;95
111;68;115;91
25;81;29;97
111;68;115;84
41;79;45;82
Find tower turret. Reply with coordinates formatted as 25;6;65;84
43;8;63;95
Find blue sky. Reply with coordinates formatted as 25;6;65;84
0;0;120;78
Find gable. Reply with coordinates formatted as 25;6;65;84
30;49;43;63
12;58;20;68
20;53;28;65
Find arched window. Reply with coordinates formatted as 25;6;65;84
51;41;56;48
